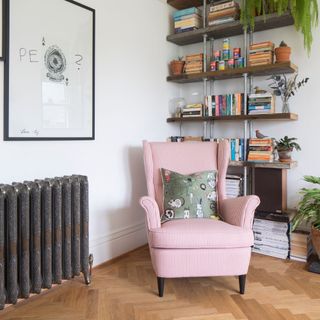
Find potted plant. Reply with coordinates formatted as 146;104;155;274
292;176;320;259
240;0;318;54
275;136;301;162
170;57;185;76
269;73;309;113
275;41;291;63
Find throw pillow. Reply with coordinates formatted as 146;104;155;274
161;168;218;223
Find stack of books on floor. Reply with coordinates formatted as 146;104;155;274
173;7;202;34
253;211;291;259
207;0;240;26
185;53;203;74
181;103;203;117
226;174;243;198
249;41;274;66
247;138;274;162
204;93;244;116
290;230;308;261
248;93;275;115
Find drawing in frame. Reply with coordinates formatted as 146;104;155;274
4;0;95;140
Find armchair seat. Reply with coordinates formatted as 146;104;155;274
150;219;254;249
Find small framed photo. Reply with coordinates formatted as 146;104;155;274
4;0;95;140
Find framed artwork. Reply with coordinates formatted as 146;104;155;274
4;0;95;140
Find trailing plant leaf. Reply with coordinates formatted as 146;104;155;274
240;0;319;54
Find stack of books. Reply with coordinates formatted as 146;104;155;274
247;138;274;162
204;93;244;117
185;53;203;74
181;104;203;117
226;174;243;198
173;7;202;34
207;0;240;26
253;212;291;260
290;231;308;262
249;41;274;66
248;93;275;115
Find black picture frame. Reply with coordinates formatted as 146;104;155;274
3;0;95;141
0;0;5;61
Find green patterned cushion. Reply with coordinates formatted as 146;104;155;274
161;168;218;223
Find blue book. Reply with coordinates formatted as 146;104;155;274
175;27;198;33
173;7;200;19
231;139;236;161
248;104;272;110
174;13;201;21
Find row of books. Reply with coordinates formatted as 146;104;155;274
204;93;245;117
253;211;291;260
247;138;274;162
207;0;239;26
185;53;203;74
173;7;202;33
214;138;246;161
226;174;243;198
248;93;275;115
249;41;275;66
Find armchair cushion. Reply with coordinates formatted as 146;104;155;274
161;169;217;223
149;219;254;249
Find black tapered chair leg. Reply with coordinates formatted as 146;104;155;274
157;277;165;297
239;275;246;294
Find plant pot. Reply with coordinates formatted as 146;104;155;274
278;149;292;162
170;60;185;76
311;225;320;258
275;46;291;63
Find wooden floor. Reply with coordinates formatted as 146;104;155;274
1;246;320;320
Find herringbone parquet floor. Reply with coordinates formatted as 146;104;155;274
1;246;320;320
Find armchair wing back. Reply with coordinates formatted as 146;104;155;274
143;140;230;213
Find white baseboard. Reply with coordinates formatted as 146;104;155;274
90;222;147;266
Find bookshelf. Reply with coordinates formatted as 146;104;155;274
167;113;298;123
166;1;299;196
167;62;297;83
167;12;294;46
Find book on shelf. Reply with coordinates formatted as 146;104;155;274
249;41;274;66
181;104;203;117
213;138;245;161
173;7;202;19
248;138;274;162
185;53;204;74
253;211;293;260
207;0;239;26
174;13;202;22
175;27;199;33
226;174;243;198
248;93;275;115
204;93;244;117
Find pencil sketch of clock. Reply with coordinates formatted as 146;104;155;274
44;45;66;82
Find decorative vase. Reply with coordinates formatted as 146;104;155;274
311;225;320;259
282;100;290;113
278;149;292;162
170;60;185;76
275;46;291;63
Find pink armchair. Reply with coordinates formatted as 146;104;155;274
139;140;260;297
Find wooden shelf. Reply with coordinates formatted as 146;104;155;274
229;161;297;169
167;62;297;83
167;0;209;10
167;113;298;123
167;12;294;46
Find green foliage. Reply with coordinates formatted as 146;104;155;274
240;0;319;54
276;136;301;151
292;176;320;231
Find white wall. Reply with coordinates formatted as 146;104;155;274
0;0;179;265
175;8;320;209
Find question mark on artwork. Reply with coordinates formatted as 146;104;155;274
75;54;83;71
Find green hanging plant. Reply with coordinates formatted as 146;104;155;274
240;0;319;54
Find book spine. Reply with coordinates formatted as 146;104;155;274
173;7;200;19
209;1;235;12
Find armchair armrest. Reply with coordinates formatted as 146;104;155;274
219;196;260;229
139;196;161;230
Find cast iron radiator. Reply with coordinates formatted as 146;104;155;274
0;175;93;309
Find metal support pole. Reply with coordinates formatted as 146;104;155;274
243;71;248;196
